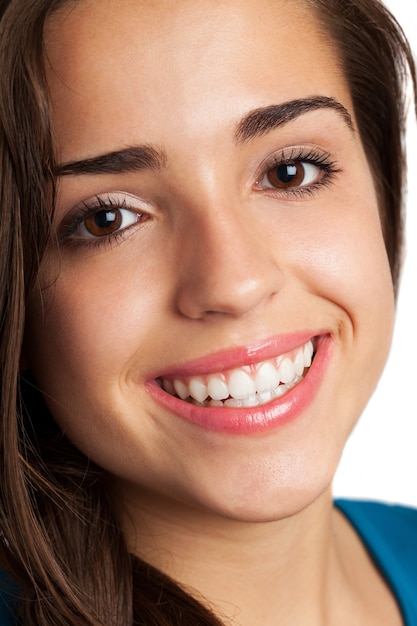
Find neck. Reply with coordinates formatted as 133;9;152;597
113;483;403;626
114;485;363;625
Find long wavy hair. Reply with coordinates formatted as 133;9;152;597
0;0;415;623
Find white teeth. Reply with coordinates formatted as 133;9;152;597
228;369;257;400
278;357;295;384
224;398;242;408
163;339;315;408
207;375;229;400
273;384;287;398
188;377;208;403
255;361;280;393
304;340;313;367
241;394;258;407
258;390;273;404
173;379;189;400
294;348;305;377
209;399;224;407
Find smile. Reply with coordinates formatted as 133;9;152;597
159;339;314;408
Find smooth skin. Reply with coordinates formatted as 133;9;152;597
25;0;400;624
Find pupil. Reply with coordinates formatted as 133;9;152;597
276;163;297;183
94;210;117;228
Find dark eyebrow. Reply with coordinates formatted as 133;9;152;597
235;96;354;143
56;97;352;176
55;145;167;176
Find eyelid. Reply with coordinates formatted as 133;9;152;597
58;191;151;247
254;145;341;197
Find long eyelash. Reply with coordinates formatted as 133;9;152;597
59;195;130;250
262;147;342;198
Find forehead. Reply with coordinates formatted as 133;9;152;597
44;0;352;161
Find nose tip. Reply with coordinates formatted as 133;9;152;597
174;213;284;320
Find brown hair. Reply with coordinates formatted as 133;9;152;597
0;0;415;624
309;0;416;291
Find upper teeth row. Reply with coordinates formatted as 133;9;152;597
162;339;314;404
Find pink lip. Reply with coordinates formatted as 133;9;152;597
146;333;332;434
152;331;321;379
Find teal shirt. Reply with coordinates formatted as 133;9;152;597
1;500;417;624
336;499;417;626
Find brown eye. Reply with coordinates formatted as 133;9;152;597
77;207;139;239
83;209;123;236
266;161;320;189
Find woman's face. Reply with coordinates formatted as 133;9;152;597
26;0;394;522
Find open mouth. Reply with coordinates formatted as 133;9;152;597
158;339;315;408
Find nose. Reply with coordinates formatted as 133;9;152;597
174;198;284;320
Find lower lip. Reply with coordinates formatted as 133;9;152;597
147;335;331;435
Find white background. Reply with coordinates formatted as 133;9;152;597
333;1;417;506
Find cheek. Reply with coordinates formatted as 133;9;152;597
286;192;395;322
303;222;393;310
270;185;395;406
305;205;395;413
25;259;161;405
23;267;164;471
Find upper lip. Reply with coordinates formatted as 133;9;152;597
150;331;323;380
